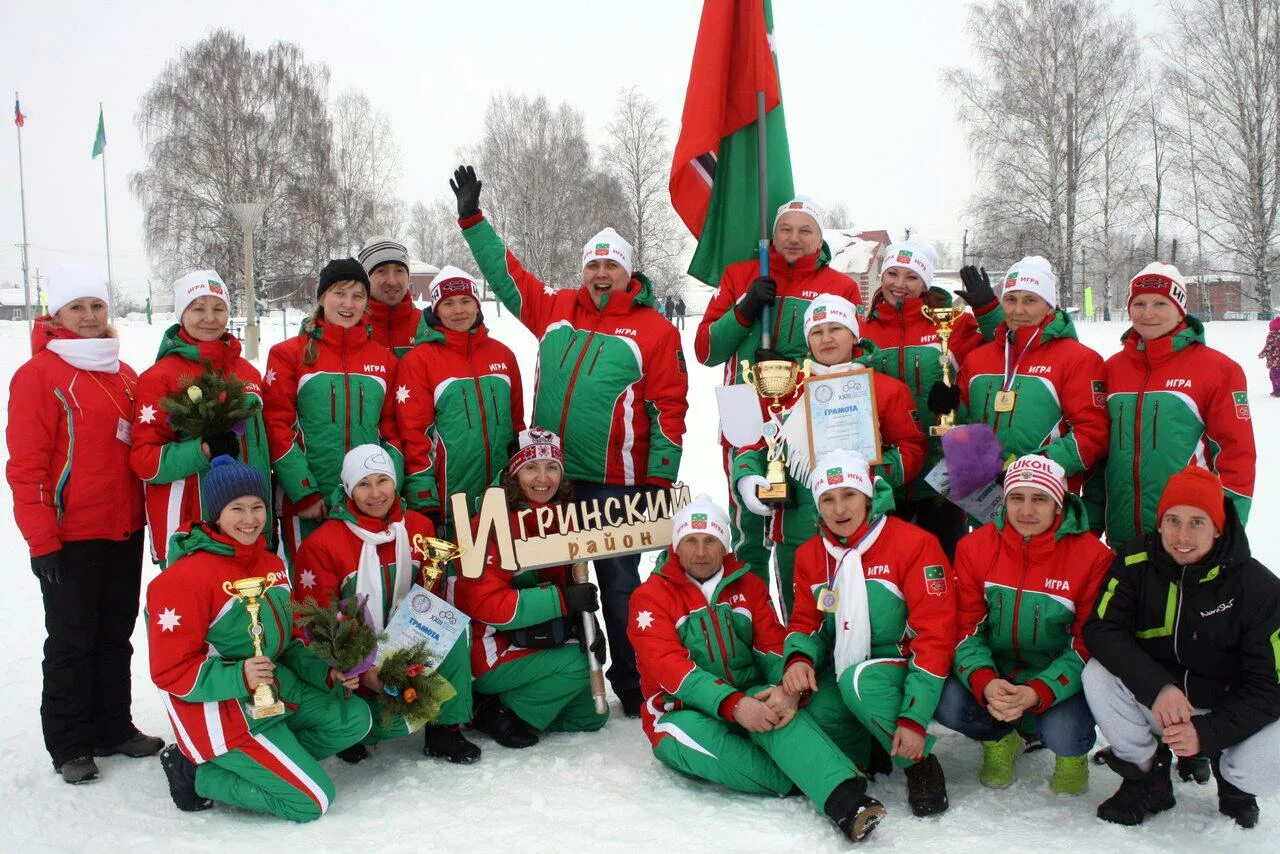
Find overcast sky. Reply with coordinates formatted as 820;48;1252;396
1;0;1165;297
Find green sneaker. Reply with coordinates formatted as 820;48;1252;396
1050;753;1089;795
979;730;1022;788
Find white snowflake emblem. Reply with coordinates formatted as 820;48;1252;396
635;610;654;631
395;385;411;403
264;368;277;386
298;569;317;589
156;608;182;632
543;284;557;296
138;404;156;424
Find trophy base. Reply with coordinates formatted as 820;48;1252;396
247;700;286;720
929;425;955;437
756;481;791;509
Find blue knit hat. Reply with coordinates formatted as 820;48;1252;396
203;456;270;521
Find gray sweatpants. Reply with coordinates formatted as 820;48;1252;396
1082;659;1280;796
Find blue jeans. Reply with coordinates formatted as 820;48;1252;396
934;674;1096;758
570;481;646;692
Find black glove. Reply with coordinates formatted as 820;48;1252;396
737;276;777;323
32;551;64;585
957;265;996;307
450;165;482;218
562;582;600;616
205;431;240;461
588;616;606;665
926;380;961;415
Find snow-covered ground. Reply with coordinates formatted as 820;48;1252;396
0;305;1275;852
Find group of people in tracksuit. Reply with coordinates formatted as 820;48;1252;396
7;167;1276;841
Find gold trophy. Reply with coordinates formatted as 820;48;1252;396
412;535;465;588
739;356;810;507
222;573;286;719
922;304;966;436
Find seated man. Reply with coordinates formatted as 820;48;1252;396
1083;466;1280;829
628;495;885;843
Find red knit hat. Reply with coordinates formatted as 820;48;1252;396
1157;466;1226;532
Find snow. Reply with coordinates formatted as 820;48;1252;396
0;308;1276;852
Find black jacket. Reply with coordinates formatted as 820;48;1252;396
1083;504;1280;756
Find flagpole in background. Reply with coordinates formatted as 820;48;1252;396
14;92;33;332
755;89;772;348
92;102;114;317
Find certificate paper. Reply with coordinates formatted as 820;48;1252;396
382;584;470;671
804;368;883;465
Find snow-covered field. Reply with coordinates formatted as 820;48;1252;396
0;304;1275;852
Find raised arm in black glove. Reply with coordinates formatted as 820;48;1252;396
737;276;777;324
926;380;962;415
32;551;64;585
450;165;483;218
204;432;241;461
562;582;600;616
957;265;996;308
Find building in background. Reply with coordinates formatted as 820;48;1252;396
825;229;893;305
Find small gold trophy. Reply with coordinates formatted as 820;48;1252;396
412;535;466;588
222;573;286;720
739;356;810;507
922;304;966;437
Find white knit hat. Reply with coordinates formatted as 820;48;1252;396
508;427;564;475
671;494;732;552
1001;256;1057;308
47;264;109;317
880;240;937;288
773;195;826;231
582;228;633;275
173;270;231;320
1003;454;1067;507
804;293;860;340
430;264;481;306
341;444;398;495
810;449;874;503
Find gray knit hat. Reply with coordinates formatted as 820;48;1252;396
358;236;410;275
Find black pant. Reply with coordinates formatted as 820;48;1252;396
893;495;967;561
39;532;145;766
570;482;645;693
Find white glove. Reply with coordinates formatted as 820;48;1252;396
737;476;772;517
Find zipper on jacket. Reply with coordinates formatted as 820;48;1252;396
463;395;474;428
1131;361;1152;535
897;312;908;381
1172;567;1187;666
1032;604;1041;645
1010;540;1031;664
587;341;605;374
706;607;736;685
467;339;494;483
913;354;922;396
264;595;288;658
329;382;337;422
559;331;578;367
342;334;352;451
359;384;365;426
783;306;798;349
1151;400;1159;448
557;314;606;448
700;614;715;661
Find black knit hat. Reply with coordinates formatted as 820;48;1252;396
203;455;270;522
317;258;371;301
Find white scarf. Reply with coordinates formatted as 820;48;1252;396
823;515;887;678
46;337;121;373
345;518;412;632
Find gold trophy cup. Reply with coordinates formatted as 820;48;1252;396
739;357;810;507
222;573;286;720
412;535;466;588
922;304;966;436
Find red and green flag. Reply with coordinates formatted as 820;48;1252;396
670;0;794;286
91;106;106;158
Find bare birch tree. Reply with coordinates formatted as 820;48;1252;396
406;199;475;273
330;91;404;252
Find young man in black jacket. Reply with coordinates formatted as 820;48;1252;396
1082;466;1280;829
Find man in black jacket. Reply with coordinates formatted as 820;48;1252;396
1082;466;1280;829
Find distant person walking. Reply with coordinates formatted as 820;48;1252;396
1260;316;1280;397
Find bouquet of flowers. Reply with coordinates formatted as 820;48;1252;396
376;641;457;730
158;360;256;440
294;595;381;680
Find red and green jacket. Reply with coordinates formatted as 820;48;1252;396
367;296;422;359
957;310;1109;484
628;551;786;746
952;495;1112;712
147;524;335;764
1093;318;1255;547
292;499;441;624
861;288;1002;497
695;244;863;388
461;213;687;487
731;345;927;546
453;505;576;678
131;325;271;565
786;504;957;736
6;318;145;557
395;312;524;530
263;318;403;515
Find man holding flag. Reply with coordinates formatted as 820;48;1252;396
673;0;863;587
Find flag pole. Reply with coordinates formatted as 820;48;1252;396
98;102;115;319
15;92;33;331
755;89;772;350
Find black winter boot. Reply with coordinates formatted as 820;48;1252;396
824;777;885;843
160;745;212;812
471;694;539;749
423;724;481;764
1096;744;1176;826
903;754;949;817
1212;757;1259;829
95;729;165;758
55;756;99;785
336;744;370;764
618;686;644;719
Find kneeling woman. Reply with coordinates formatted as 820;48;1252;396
938;455;1112;794
782;450;956;817
147;458;372;821
292;445;479;764
454;428;609;746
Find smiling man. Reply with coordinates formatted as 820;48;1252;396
358;236;422;358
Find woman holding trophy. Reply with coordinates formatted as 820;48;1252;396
147;457;372;821
292;444;480;765
454;428;609;748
